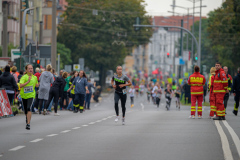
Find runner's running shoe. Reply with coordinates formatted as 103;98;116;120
198;115;202;119
115;116;119;122
122;118;125;125
26;124;30;130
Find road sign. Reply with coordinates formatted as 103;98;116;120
73;64;80;71
11;49;21;61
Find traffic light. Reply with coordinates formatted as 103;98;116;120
21;0;29;13
167;52;170;58
195;56;198;61
135;17;140;31
36;59;40;68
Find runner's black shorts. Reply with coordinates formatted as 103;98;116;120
22;98;34;114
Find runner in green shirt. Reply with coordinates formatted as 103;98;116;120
19;64;39;130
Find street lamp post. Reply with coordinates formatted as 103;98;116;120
134;25;200;75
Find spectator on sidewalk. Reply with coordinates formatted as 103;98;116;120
85;79;96;110
11;66;18;83
0;65;18;105
18;71;23;83
34;68;41;81
38;64;54;114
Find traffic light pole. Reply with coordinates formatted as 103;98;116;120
21;7;34;52
133;24;200;69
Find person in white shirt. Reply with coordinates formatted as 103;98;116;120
129;85;135;107
152;82;159;104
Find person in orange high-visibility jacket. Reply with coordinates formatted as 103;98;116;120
213;62;229;120
208;67;216;118
188;65;206;119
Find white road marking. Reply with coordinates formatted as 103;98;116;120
9;146;25;151
82;125;88;127
215;121;233;160
223;120;240;158
107;116;112;118
102;118;108;120
0;155;2;157
72;127;81;130
47;134;58;137
30;138;43;143
96;120;102;123
94;104;98;107
141;103;144;111
89;122;95;124
61;130;71;133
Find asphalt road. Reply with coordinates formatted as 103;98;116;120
0;93;239;160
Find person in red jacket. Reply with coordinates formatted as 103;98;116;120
34;67;41;81
188;66;206;119
213;62;229;120
208;67;216;118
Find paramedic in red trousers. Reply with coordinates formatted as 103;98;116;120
188;66;206;119
213;62;229;120
208;67;216;118
223;66;232;114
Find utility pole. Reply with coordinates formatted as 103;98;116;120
198;0;202;67
51;0;57;69
2;1;8;57
179;19;183;79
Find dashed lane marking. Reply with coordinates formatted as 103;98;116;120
72;127;81;130
223;120;240;158
61;130;71;133
82;125;88;127
102;118;108;120
30;139;43;143
9;146;26;151
96;120;102;123
89;122;95;125
107;116;112;118
47;134;58;137
215;121;233;160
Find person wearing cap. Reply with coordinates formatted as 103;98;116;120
0;65;18;105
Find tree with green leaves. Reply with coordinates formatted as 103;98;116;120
0;43;18;57
58;0;153;86
57;42;72;69
207;0;240;73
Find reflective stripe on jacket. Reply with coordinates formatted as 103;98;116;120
188;72;206;95
213;68;228;93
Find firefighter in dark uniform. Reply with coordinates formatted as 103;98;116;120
232;67;240;116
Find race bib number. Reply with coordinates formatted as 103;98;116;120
123;89;127;95
166;93;171;97
24;86;33;93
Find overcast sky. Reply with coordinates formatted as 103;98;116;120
143;0;223;17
